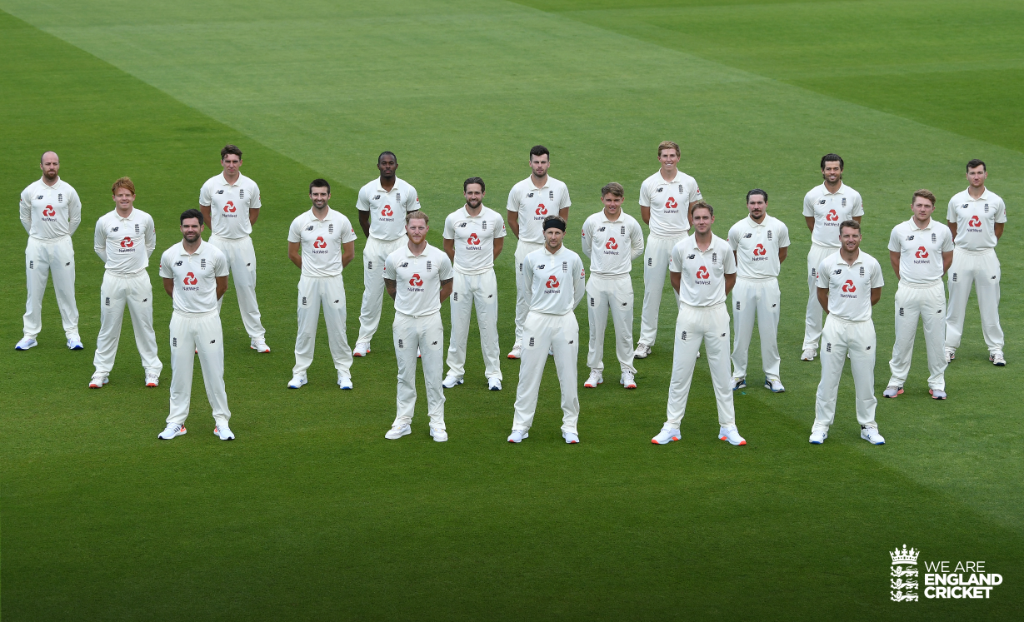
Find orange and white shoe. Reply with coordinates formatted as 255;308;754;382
620;372;637;389
719;425;746;446
89;374;109;389
584;370;603;388
651;428;680;445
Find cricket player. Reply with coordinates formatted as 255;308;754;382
383;211;453;442
811;220;885;445
354;151;421;357
508;215;586;444
580;182;644;389
651;201;745;447
506;145;571;359
442;177;506;390
801;154;863;361
286;179;358;389
17;151;83;351
157;209;233;441
634;141;703;360
945;159;1006;366
728;189;790;393
884;190;954;400
199;144;269;352
90;177;161;388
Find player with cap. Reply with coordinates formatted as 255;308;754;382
810;220;885;445
508;215;586;444
199;144;269;352
727;189;790;393
580;182;644;389
383;211;453;442
157;209;233;441
651;201;745;447
286;179;358;390
442;177;506;391
17;151;83;351
90;177;161;388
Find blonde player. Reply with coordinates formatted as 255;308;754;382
651;202;745;447
508;216;586;444
17;151;83;351
442;177;506;390
884;190;954;400
728;189;790;393
506;146;571;359
945;159;1006;366
801;154;863;361
90;177;161;388
634;141;703;360
580;182;644;389
383;211;453;442
811;220;885;445
199;144;269;352
286;180;358;390
354;151;421;357
157;210;233;441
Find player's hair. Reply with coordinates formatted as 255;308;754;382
221;144;242;160
601;182;624;198
309;178;331;194
40;151;58;164
180;208;204;226
912;189;936;206
464;177;485;192
691;200;714;218
839;219;860;234
405;210;428;226
378;151;398;165
746;189;768;203
542;215;566;231
966;158;986;172
658;141;681;157
111;177;136;195
821;153;844;170
529;145;549;160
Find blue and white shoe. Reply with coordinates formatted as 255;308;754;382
15;337;37;351
764;377;785;393
67;338;84;350
732;377;746;391
860;426;885;445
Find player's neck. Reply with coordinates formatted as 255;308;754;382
115;205;134;219
694;230;712;250
749;213;765;224
41;175;59;187
968;184;986;199
824;179;842;194
912;215;931;229
530;174;548;189
603;209;621;221
407;239;427;256
312;205;329;221
222;171;240;185
464;203;482;217
545;241;562;254
659;167;677;182
840;247;860;265
380;175;397;192
182;238;201;254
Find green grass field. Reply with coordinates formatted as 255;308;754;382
1;1;1022;619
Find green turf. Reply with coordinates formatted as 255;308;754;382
1;1;1021;619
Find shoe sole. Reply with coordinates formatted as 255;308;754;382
507;433;529;443
861;434;885;445
15;344;37;351
146;382;159;387
720;435;747;446
651;435;680;445
764;384;785;393
584;380;602;388
507;353;520;359
442;379;464;389
623;384;636;389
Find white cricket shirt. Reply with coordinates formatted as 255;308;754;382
159;241;229;314
442;205;506;275
887;219;953;285
199;173;262;239
94;208;156;275
946;188;1007;251
287;207;358;278
638;169;702;237
816;251;884;322
356;177;420;241
506;176;572;245
728;214;790;279
580;211;645;277
802;183;864;247
20;178;82;239
669;234;736;307
384;244;453;317
523;245;586;315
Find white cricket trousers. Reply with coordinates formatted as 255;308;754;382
814;315;877;431
586;274;635;374
207;234;265;340
447;269;501;380
93;271;161;376
731;276;781;381
392;311;445;430
293;274;352;377
803;242;837;351
513;240;544;345
23;235;79;340
512;311;580;435
168;310;230;426
639;232;687;347
888;280;946;390
945;248;1003;354
358;235;407;344
665;302;735;430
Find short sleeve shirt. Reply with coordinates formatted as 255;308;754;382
523;245;586;315
158;241;229;314
669;235;736;307
442;205;506;274
356;177;420;241
287;207;358;277
199;173;262;239
946;188;1006;251
638;170;702;237
887;219;954;285
816;251;884;322
580;211;645;276
802;183;864;247
95;208;156;275
384;244;453;317
20;178;82;239
728;215;790;279
506;176;571;245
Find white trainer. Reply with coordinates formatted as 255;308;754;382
620;372;637;389
860;427;885;445
507;343;522;359
385;424;411;440
213;423;235;441
488;377;502;391
507;430;528;443
801;348;816;361
353;341;371;357
250;338;270;353
562;431;579;444
990;352;1006;366
429;426;448;442
89;374;109;389
633;342;652;359
442;374;464;389
67;338;84;350
882;385;903;399
584;370;603;388
929;388;947;400
288;374;308;389
732;377;746;391
338;375;353;390
945;347;956;363
145;373;159;387
651;428;680;445
15;337;37;351
719;425;746;446
158;423;186;440
764;377;785;393
809;429;828;444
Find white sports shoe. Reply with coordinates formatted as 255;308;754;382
929;388;947;400
945;347;956;363
634;342;652;359
764;377;785;393
732;377;746;391
620;372;637;389
801;348;816;361
353;341;371;357
417;348;421;359
288;374;308;389
213;423;235;441
507;430;528;443
882;385;903;398
562;431;579;444
158;423;186;440
250;338;270;353
507;343;522;359
338;375;353;390
442;374;464;389
145;373;159;387
15;337;37;351
719;425;746;446
651;428;681;445
89;374;109;389
488;377;502;391
385;424;411;440
67;338;84;350
809;429;828;444
860;427;885;445
429;426;448;442
990;352;1006;366
584;370;603;388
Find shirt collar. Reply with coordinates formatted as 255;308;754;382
114;208;137;221
403;243;431;258
376;177;403;193
219;173;242;187
964;187;992;201
746;215;767;227
179;241;207;256
907;217;933;231
832;251;864;266
308;206;335;221
821;182;848;196
460;205;486;219
542;245;564;257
